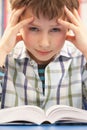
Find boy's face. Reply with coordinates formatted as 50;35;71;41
20;9;68;64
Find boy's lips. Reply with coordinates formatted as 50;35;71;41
36;50;52;55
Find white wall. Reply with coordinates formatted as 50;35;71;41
80;1;87;27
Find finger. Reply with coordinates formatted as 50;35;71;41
10;7;26;26
73;8;81;22
9;9;16;21
58;19;77;33
13;17;34;33
64;6;80;26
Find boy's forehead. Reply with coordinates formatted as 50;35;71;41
23;11;58;26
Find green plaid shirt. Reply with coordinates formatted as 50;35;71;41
0;41;87;111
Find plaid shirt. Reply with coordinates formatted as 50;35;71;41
0;41;87;111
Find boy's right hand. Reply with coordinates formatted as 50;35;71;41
0;7;33;55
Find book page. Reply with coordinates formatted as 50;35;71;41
46;105;87;124
0;105;46;125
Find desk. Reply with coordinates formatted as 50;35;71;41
0;124;87;130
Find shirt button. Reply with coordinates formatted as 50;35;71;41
30;60;34;66
37;87;42;92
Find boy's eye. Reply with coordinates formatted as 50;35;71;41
28;27;39;32
51;28;61;32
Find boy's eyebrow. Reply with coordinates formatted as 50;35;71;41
28;23;62;27
28;23;41;27
48;22;62;27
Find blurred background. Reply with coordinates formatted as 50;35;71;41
0;0;87;38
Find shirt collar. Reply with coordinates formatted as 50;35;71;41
12;41;30;60
58;41;81;59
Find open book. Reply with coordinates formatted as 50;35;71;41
0;105;87;125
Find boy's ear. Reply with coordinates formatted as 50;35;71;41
16;33;23;43
65;29;75;42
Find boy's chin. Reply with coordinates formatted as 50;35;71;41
28;51;54;64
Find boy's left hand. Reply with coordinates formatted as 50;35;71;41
58;6;87;59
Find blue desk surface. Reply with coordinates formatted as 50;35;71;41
0;124;87;130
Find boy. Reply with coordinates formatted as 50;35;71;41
0;0;87;111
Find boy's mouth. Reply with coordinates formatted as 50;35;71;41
36;50;52;55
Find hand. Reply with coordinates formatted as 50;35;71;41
0;7;34;55
57;6;87;58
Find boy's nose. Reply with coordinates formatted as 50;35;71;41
39;35;50;49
